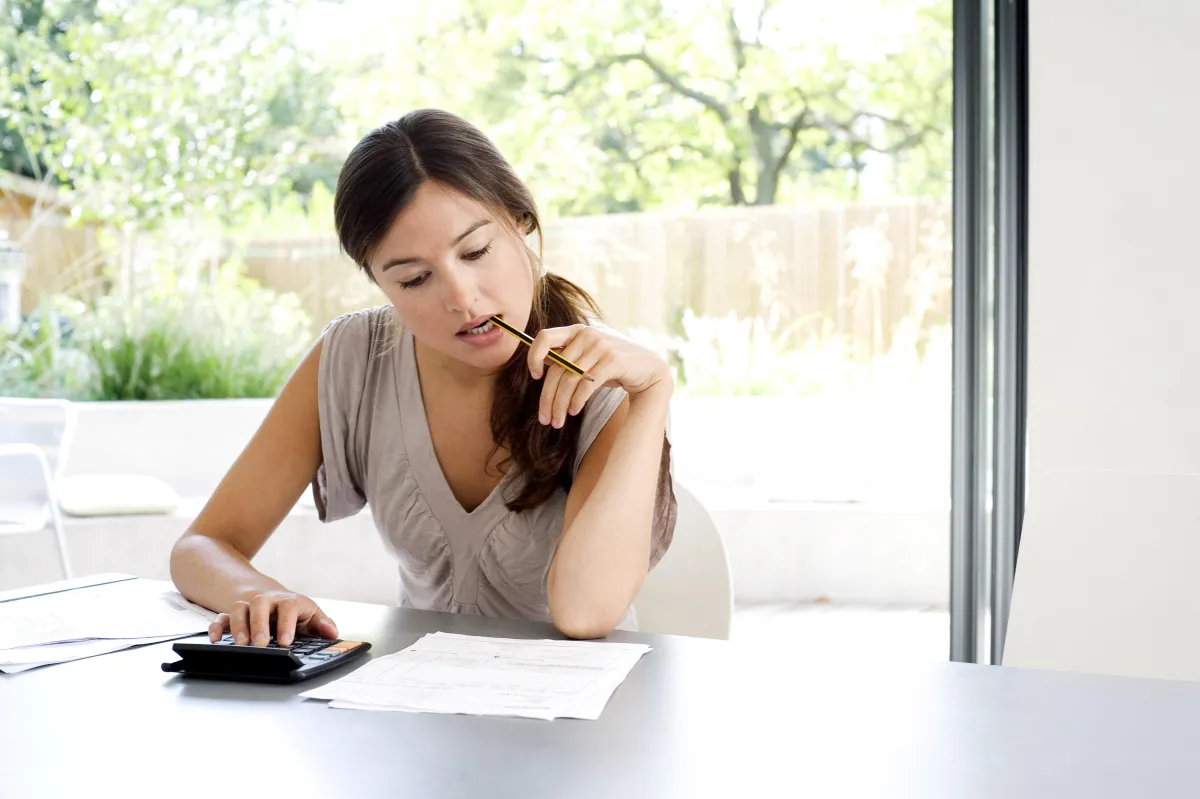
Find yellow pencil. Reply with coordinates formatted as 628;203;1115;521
489;315;595;382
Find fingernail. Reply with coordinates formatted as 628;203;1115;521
539;413;549;424
553;417;563;429
253;633;268;647
236;633;248;645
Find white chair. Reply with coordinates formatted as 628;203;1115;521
633;482;734;640
0;397;75;579
1004;469;1200;682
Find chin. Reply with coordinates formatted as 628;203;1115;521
455;338;520;371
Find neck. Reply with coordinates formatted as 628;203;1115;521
413;337;500;396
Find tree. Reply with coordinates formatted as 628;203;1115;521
322;0;951;215
0;0;100;180
0;0;341;229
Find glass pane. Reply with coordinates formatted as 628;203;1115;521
3;0;953;657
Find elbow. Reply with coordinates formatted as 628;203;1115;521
168;532;194;588
168;529;211;590
549;604;622;640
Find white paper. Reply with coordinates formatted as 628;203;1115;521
0;605;83;649
302;631;650;720
0;634;184;673
0;579;216;650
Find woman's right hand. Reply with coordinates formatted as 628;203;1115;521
208;589;339;647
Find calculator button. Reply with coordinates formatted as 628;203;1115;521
317;641;364;655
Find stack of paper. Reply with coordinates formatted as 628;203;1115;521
302;631;651;720
0;578;216;673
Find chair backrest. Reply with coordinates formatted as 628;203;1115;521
1004;469;1200;682
0;397;76;504
633;482;734;640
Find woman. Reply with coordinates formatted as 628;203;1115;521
170;108;677;645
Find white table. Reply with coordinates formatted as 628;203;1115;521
3;582;1200;797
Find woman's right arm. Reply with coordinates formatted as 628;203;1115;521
169;338;337;646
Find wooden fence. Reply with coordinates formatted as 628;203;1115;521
14;199;952;359
3;218;105;310
237;198;951;358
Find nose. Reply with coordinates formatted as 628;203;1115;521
442;263;478;314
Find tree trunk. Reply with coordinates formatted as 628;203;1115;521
755;167;779;206
747;105;782;206
728;165;746;205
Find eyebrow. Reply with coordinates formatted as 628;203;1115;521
379;220;492;271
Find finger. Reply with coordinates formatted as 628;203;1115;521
550;331;608;425
539;364;564;425
300;607;339;640
528;325;585;379
249;594;275;646
568;352;614;415
208;613;230;642
551;372;583;428
555;325;594;365
229;601;251;645
274;599;299;647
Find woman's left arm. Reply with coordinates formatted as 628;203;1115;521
526;324;674;639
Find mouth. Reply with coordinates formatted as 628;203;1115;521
457;314;498;335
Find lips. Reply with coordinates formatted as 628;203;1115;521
457;314;495;333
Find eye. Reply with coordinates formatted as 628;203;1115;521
463;243;492;262
398;273;429;289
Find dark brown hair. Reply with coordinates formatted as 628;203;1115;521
333;108;600;511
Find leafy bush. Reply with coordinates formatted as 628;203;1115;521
630;309;951;399
81;264;312;400
631;310;854;397
0;267;312;401
0;297;95;399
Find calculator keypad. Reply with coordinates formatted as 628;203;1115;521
218;632;339;656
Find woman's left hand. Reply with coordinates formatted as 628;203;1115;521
527;325;673;428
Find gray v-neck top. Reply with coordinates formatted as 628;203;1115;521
311;305;676;630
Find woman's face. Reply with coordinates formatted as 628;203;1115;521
367;180;535;373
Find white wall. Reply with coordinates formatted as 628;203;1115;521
1029;0;1200;478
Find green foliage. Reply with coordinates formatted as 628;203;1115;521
0;266;312;401
631;309;844;397
1;0;954;403
80;263;312;400
631;309;951;398
3;0;951;224
0;0;341;228
226;180;338;239
318;0;951;215
0;295;95;399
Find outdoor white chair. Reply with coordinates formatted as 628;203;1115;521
0;397;75;579
634;481;734;640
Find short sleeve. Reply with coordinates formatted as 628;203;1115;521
573;386;677;571
311;306;393;522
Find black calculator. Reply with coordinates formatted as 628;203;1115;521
161;633;371;684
